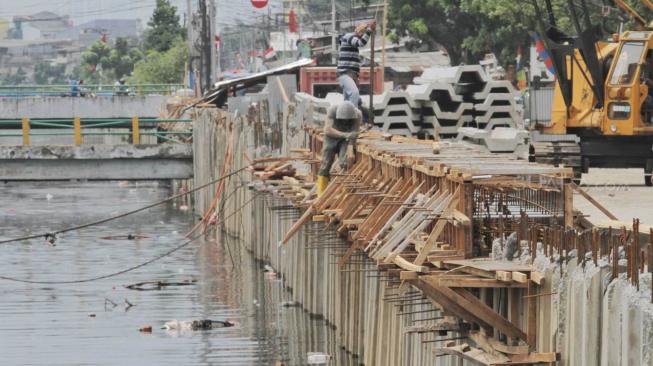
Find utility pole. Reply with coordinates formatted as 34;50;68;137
186;0;193;56
331;0;336;64
199;0;212;93
209;0;218;82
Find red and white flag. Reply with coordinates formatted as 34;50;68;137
263;47;276;60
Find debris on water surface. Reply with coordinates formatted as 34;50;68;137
162;319;235;331
139;325;153;333
125;279;197;291
307;352;331;364
88;313;96;318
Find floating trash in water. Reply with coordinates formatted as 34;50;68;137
88;313;96;318
125;279;197;291
280;301;299;308
139;325;153;333
307;352;331;364
100;234;150;240
45;193;53;201
118;181;129;187
162;319;235;331
179;205;189;211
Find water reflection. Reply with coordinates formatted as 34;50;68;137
0;181;345;365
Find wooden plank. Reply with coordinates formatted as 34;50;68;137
564;183;573;228
571;182;619;221
414;191;460;265
496;271;513;282
530;271;544;285
413;279;492;332
512;272;528;284
468;331;529;356
445;259;534;273
446;287;528;341
428;275;527;288
393;255;430;273
434;344;510;365
527;282;537;347
399;271;419;280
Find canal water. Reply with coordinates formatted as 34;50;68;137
0;181;346;365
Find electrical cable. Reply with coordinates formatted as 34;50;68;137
0;193;259;284
0;166;248;245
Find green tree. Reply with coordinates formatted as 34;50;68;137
109;38;144;79
0;67;27;85
129;37;188;84
388;0;645;66
33;62;67;84
143;0;184;53
80;38;142;83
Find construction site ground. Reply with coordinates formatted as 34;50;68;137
577;168;653;224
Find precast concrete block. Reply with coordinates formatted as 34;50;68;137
422;115;473;138
472;80;518;101
414;65;489;86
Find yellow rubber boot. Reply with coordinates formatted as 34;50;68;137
316;175;329;197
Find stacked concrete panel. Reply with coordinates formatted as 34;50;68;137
292;64;523;138
414;65;523;133
406;83;473;138
361;91;422;135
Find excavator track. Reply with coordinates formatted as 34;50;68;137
530;141;583;183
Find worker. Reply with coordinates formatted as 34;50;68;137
337;20;376;110
316;101;362;197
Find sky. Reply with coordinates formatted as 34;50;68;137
0;0;282;30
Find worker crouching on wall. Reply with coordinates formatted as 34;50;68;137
317;101;362;197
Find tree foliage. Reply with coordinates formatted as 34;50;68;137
144;0;185;53
80;38;142;83
129;38;188;84
33;62;67;84
0;67;27;85
388;0;652;66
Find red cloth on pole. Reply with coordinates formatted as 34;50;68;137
289;9;298;33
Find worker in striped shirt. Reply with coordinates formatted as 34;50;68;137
337;20;376;111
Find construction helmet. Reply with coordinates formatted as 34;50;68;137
336;101;357;120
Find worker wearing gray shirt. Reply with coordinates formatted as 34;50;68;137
317;101;362;197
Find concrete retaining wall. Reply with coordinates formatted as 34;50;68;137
0;95;168;119
192;95;653;365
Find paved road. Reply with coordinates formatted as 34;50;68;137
576;168;653;225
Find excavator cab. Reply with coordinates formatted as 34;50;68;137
530;0;653;186
604;32;653;135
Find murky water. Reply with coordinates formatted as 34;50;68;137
0;181;339;366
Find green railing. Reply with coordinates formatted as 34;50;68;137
0;84;186;97
0;117;192;145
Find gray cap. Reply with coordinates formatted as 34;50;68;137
336;101;357;119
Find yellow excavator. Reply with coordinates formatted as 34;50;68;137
530;0;653;185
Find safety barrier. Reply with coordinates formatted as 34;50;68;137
0;84;185;98
0;117;192;145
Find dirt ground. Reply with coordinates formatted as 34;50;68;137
575;168;653;225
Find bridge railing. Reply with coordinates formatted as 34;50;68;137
0;117;192;145
0;84;186;98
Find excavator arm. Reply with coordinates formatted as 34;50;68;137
613;0;648;28
531;0;605;108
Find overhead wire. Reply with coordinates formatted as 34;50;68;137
0;193;260;285
0;166;248;245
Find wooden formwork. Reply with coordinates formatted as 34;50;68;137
293;130;573;364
